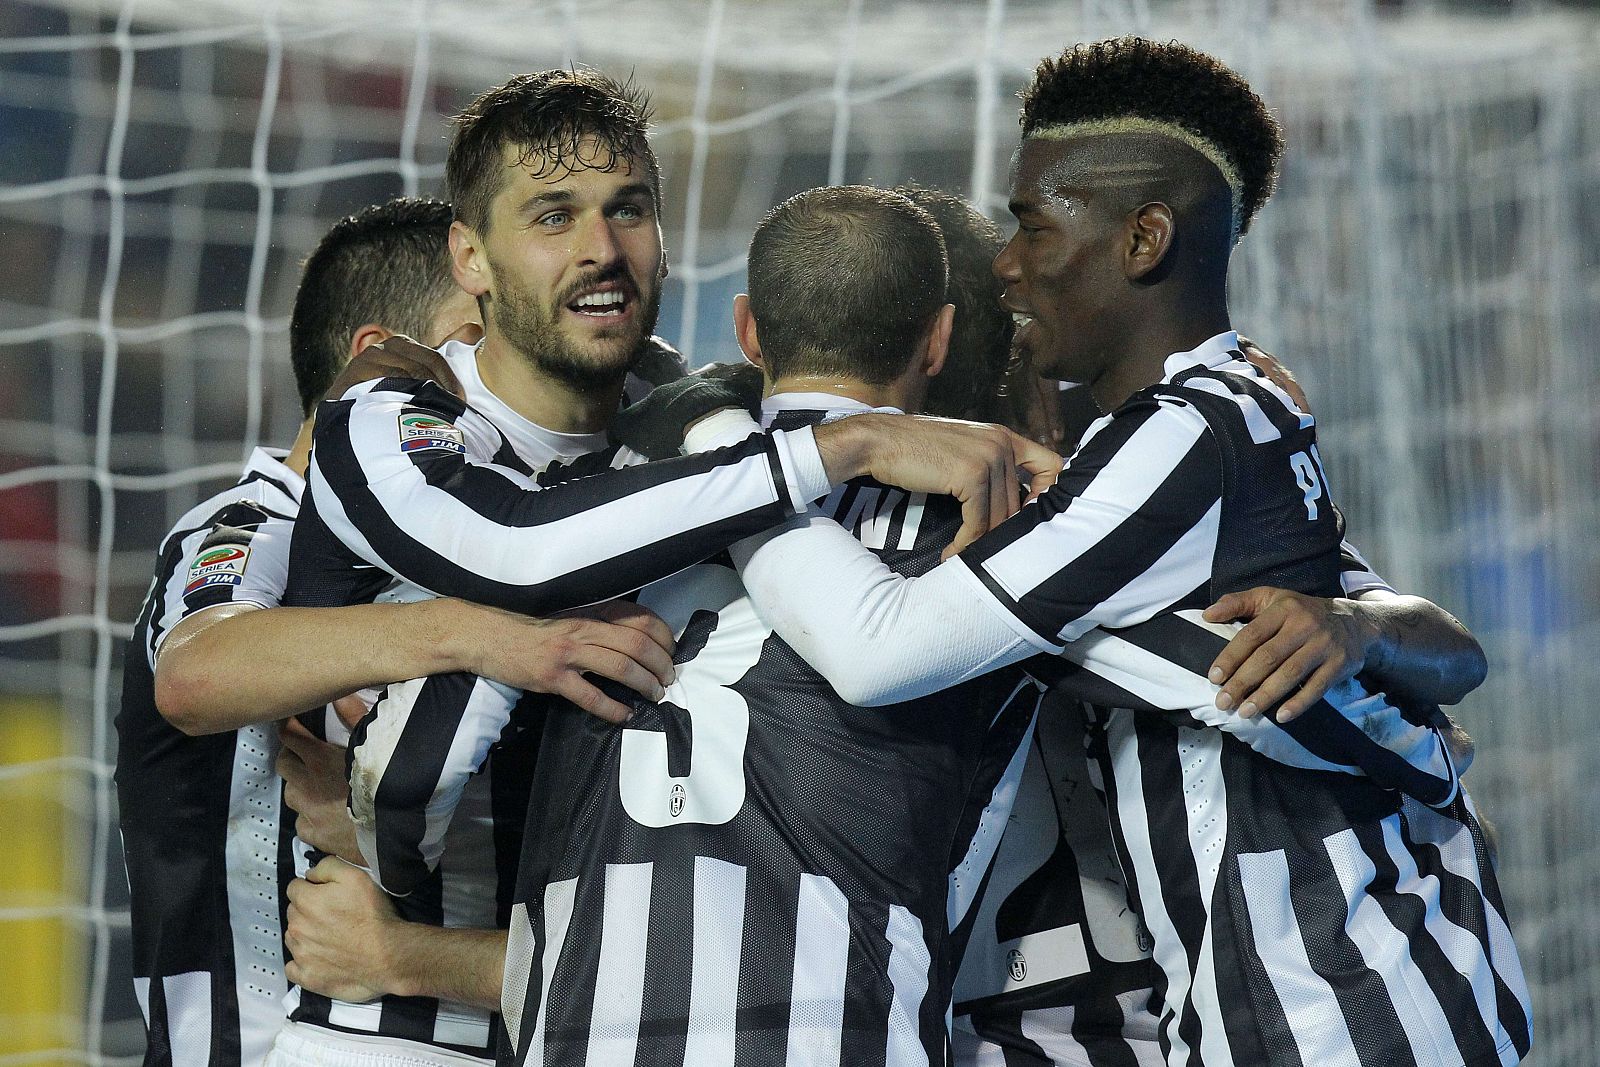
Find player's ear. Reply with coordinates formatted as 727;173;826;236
921;303;954;380
450;220;491;298
1124;202;1174;281
349;324;393;362
733;294;765;372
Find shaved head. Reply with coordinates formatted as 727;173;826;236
1015;129;1237;255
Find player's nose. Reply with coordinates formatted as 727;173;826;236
573;214;624;269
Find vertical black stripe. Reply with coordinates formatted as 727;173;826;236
1400;809;1528;1054
1130;720;1207;1066
838;900;892;1067
637;856;692;1066
733;870;799;1067
142;975;173;1067
1295;820;1420;1067
366;672;479;894
542;871;602;1067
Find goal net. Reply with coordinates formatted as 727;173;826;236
1;0;1595;1063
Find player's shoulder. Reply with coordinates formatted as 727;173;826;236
1152;359;1312;438
161;454;298;553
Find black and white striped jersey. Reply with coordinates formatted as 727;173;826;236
951;559;1400;1067
115;448;303;1067
281;341;629;1057
950;333;1531;1065
502;399;1044;1067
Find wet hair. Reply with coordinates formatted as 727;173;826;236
747;185;947;386
289;197;456;415
893;184;1013;422
1021;37;1282;234
447;68;659;233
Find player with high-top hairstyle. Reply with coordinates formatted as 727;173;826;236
725;38;1526;1066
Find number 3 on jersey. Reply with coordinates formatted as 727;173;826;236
618;564;762;827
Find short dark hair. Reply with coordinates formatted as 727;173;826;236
747;186;947;386
288;197;456;415
1021;37;1282;234
894;185;1014;423
447;68;659;234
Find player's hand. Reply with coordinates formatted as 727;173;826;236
610;360;763;460
1237;336;1312;415
277;717;363;863
1203;587;1380;721
814;414;1063;559
322;328;473;403
453;600;676;724
284;856;399;1003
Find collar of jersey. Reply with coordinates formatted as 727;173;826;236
1160;330;1242;382
760;391;903;429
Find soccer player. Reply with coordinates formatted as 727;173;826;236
116;196;682;1067
273;69;1053;1067
726;39;1529;1066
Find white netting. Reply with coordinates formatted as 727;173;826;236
0;0;1595;1063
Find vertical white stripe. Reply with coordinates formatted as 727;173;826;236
1379;817;1504;1054
786;873;851;1067
133;975;152;1025
502;902;537;1053
883;906;930;1067
1173;730;1232;1065
224;723;286;1066
526;877;579;1067
1415;796;1533;1037
1236;849;1362;1066
162;971;214;1067
1321;825;1460;1064
586;863;654;1067
685;857;746;1067
1101;711;1195;1067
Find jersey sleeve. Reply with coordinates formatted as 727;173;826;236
953;396;1224;650
147;501;295;665
306;376;832;615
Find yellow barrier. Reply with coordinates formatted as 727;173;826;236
0;698;82;1067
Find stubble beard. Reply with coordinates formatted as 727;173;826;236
491;267;662;390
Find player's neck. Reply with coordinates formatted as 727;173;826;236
1090;299;1232;412
764;374;921;415
283;418;314;477
476;332;625;435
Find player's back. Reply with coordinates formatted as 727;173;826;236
505;404;1042;1067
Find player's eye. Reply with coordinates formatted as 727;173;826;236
612;203;647;222
538;211;572;228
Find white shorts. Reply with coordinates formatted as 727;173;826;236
265;1019;492;1067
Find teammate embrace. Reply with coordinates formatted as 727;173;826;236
118;39;1528;1067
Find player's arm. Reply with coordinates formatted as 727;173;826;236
284;857;503;1010
155;597;674;735
1202;581;1487;720
733;397;1221;705
311;378;1054;616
